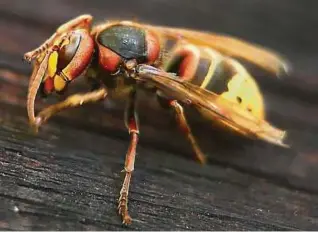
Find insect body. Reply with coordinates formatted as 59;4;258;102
24;15;290;225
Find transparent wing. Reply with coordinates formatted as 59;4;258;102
136;64;289;148
144;24;291;76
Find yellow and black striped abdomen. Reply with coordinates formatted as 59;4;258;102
163;42;265;119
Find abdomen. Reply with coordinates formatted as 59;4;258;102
160;39;266;119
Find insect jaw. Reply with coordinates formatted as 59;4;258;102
118;59;138;79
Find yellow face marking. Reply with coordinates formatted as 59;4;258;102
54;74;66;91
47;36;71;88
48;34;71;78
47;51;59;78
200;48;223;89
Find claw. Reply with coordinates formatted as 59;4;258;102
34;116;43;126
118;200;132;225
29;116;43;135
29;122;39;135
122;214;132;225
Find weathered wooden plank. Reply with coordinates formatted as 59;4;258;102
1;104;318;230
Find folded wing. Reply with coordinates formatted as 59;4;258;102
136;64;288;148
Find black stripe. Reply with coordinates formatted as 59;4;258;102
191;57;211;86
205;60;235;94
164;38;178;53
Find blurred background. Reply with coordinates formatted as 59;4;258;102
1;0;318;76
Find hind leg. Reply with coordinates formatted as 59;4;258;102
169;100;206;164
157;94;206;164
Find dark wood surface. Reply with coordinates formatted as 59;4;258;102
1;0;318;230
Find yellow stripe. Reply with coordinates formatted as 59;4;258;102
200;48;223;88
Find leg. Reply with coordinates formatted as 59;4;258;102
33;88;107;130
118;89;139;225
169;100;206;164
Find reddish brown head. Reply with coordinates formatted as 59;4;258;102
25;29;94;124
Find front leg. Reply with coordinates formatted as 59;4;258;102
118;89;139;225
33;88;107;131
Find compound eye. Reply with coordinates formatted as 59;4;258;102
57;33;81;70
